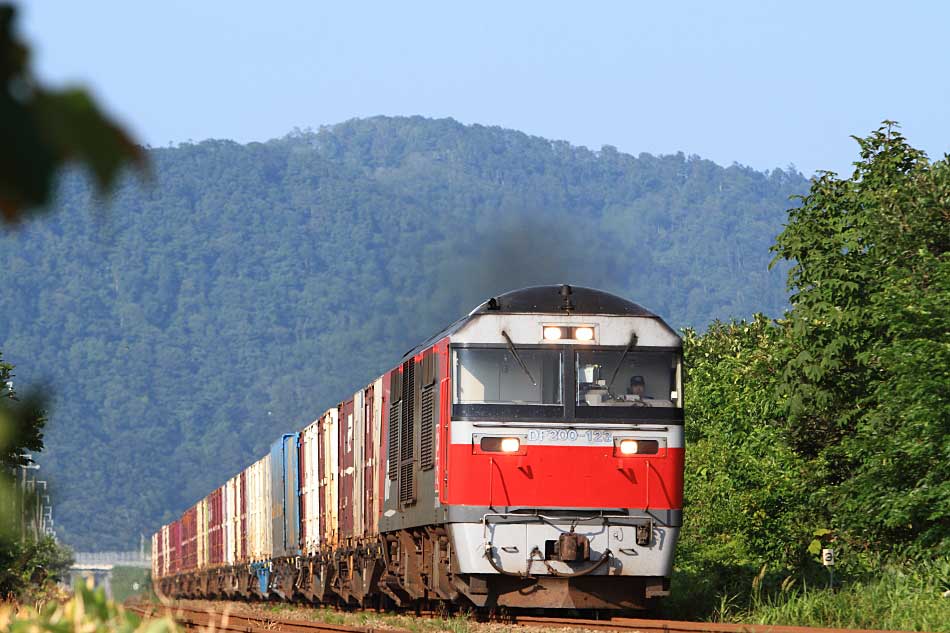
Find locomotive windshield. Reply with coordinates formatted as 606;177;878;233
454;348;563;404
576;350;679;408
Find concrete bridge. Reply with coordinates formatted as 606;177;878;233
69;551;150;599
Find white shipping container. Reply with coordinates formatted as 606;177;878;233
161;524;170;577
224;476;236;565
246;454;273;561
300;418;321;554
151;532;159;578
197;498;209;570
369;377;383;536
321;409;339;547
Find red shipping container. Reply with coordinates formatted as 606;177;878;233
209;487;224;566
338;399;355;540
170;520;181;575
181;506;197;572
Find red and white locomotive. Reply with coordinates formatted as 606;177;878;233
153;285;684;610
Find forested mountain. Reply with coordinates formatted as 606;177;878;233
0;116;807;549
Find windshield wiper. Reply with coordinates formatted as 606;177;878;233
606;332;639;391
502;331;537;386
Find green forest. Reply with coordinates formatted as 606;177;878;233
0;116;806;550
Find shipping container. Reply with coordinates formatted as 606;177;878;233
338;398;356;540
224;474;242;565
181;506;197;572
170;520;181;575
209;486;224;566
222;484;231;565
319;409;339;547
364;379;384;537
246;454;273;561
151;532;160;578
162;523;170;577
196;497;208;570
352;390;366;538
239;470;247;561
299;418;320;553
270;433;300;557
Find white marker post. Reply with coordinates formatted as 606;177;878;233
821;548;835;588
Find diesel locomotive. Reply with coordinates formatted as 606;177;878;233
152;285;684;610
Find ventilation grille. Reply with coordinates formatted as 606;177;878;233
397;359;416;505
420;385;435;471
387;402;400;481
421;350;438;387
399;462;415;505
400;360;415;462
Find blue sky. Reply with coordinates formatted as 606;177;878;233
20;1;949;176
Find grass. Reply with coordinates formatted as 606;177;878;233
1;581;179;633
663;557;950;631
742;562;950;632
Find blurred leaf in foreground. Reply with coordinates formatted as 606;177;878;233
0;3;144;223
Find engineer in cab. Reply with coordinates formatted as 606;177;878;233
623;375;673;407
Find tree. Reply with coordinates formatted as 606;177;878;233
771;122;950;552
0;352;46;470
0;4;143;223
0;1;132;596
681;315;813;571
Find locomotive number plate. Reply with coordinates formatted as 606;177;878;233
526;429;613;443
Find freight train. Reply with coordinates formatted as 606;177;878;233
152;285;684;610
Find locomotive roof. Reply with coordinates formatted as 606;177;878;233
400;285;663;362
471;285;658;317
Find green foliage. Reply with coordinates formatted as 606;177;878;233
675;123;949;627
0;352;46;471
771;122;950;553
0;535;73;601
0;353;60;603
0;116;805;548
0;4;143;222
0;581;178;633
681;316;813;570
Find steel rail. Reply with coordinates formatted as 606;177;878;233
127;603;389;633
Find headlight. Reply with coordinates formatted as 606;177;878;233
574;326;594;341
500;437;521;453
543;326;563;340
479;436;523;453
619;439;639;455
614;438;660;456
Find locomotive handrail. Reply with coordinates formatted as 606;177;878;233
541;548;613;578
483;543;614;579
480;511;622;534
484;544;534;579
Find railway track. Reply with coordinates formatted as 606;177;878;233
127;603;380;633
127;600;915;633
